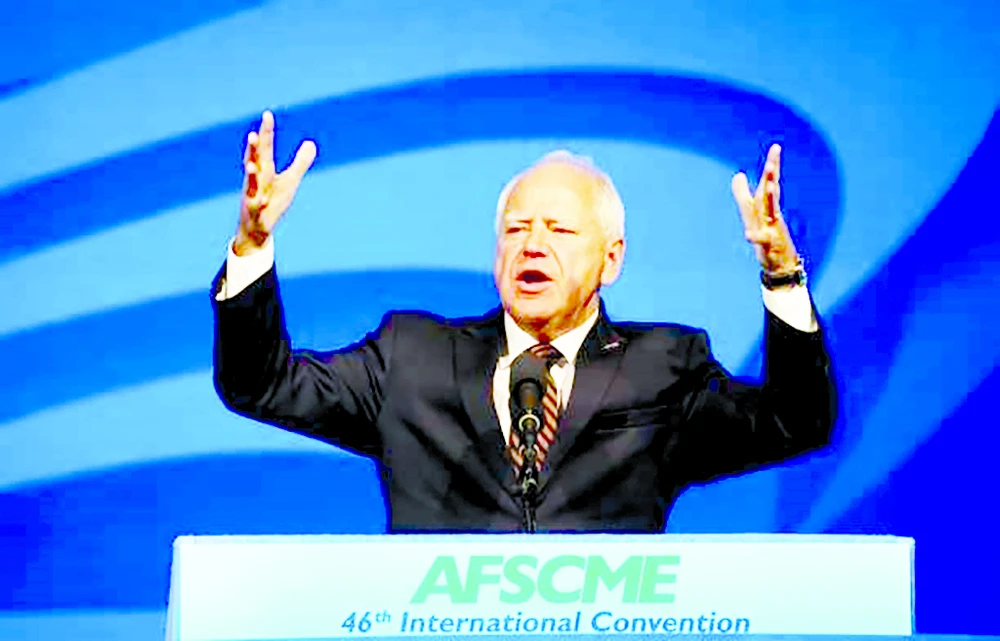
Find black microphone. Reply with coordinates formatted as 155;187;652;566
510;353;548;533
513;377;543;452
511;360;546;477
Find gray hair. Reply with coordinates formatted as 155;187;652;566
495;150;626;242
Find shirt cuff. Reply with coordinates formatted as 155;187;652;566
760;284;818;333
215;235;275;301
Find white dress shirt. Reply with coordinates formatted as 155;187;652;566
493;308;599;444
217;236;818;443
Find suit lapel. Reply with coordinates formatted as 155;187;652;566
454;309;511;488
542;308;626;485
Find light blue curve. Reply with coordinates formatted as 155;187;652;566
1;0;998;312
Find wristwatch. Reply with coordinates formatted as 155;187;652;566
760;261;807;290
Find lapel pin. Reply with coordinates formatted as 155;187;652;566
602;340;623;352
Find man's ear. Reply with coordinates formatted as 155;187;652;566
600;238;625;286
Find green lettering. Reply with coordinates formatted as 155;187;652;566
500;555;537;604
582;556;642;603
464;556;503;602
411;556;468;604
638;555;678;603
538;555;585;603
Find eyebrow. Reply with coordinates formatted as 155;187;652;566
503;212;575;224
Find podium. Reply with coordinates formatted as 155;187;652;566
165;534;914;640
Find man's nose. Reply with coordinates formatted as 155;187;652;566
522;226;548;256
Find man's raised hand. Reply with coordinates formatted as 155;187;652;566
234;111;317;256
731;144;800;275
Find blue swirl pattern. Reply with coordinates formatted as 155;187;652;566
2;1;999;638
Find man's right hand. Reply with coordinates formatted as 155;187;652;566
234;110;317;256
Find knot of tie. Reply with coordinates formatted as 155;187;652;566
527;343;563;367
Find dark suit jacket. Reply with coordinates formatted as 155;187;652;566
212;265;836;533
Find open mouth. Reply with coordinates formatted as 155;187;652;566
517;269;552;284
515;269;553;292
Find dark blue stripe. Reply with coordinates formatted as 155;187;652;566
0;270;497;425
832;362;1000;635
0;451;385;610
0;69;841;274
771;108;1000;528
0;0;262;99
0;78;34;98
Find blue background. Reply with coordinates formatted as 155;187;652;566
1;1;999;638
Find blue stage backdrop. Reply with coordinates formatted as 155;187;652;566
1;1;998;638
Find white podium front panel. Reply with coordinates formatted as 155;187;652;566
165;534;914;640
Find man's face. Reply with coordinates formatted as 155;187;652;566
493;161;624;340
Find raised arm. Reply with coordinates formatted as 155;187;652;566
211;111;387;457
669;312;836;485
212;265;392;458
668;144;837;483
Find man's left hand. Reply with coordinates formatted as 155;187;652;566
731;144;800;275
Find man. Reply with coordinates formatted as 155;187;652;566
212;111;836;533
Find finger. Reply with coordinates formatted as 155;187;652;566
745;225;778;244
244;160;259;198
745;232;785;264
768;145;782;222
243;132;254;165
285;139;318;184
754;144;781;201
245;186;269;220
258;111;276;184
731;172;759;231
765;182;780;223
745;231;769;249
243;131;257;184
243;131;260;163
768;143;781;183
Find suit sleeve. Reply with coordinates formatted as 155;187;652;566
211;264;392;458
669;308;837;484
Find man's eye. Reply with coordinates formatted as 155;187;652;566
506;226;526;234
553;227;576;234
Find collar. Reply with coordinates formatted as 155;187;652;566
499;307;601;368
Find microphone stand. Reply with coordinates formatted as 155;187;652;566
518;414;540;533
511;372;544;534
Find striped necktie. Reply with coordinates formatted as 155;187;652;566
509;343;564;471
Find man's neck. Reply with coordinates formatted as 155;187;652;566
515;299;601;343
503;303;601;363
